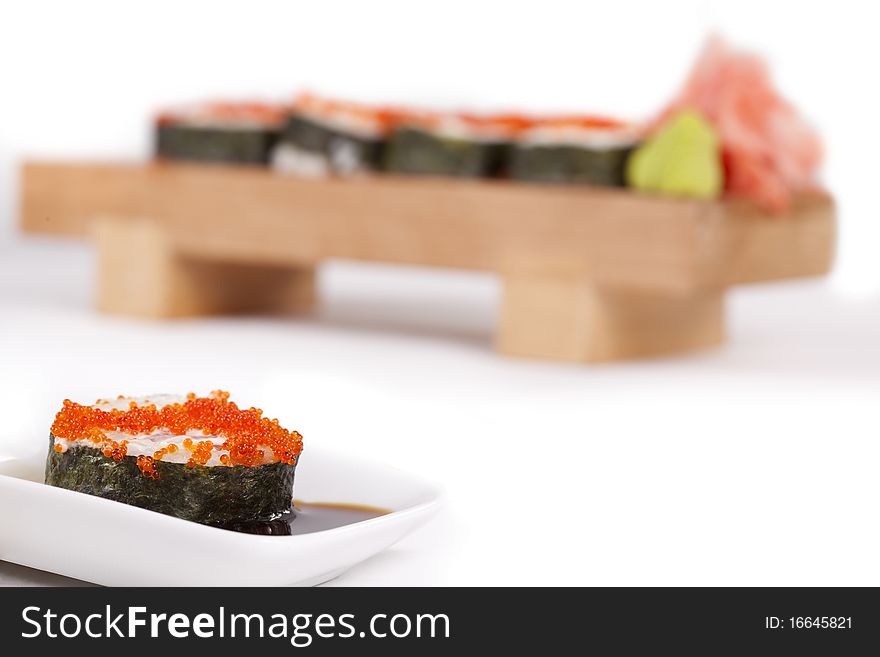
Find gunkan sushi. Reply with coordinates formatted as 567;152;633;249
155;102;286;165
384;112;531;178
45;391;303;526
508;116;642;187
273;93;400;176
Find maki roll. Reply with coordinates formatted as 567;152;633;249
155;102;285;165
384;112;530;178
273;93;399;177
45;391;303;527
508;116;642;187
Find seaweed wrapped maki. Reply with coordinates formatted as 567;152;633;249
273;93;399;177
508;116;642;187
155;102;285;165
45;391;303;526
384;112;530;178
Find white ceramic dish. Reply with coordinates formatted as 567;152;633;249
0;447;441;586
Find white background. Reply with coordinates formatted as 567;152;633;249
0;0;878;585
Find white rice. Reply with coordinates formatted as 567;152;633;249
271;143;329;177
517;123;642;149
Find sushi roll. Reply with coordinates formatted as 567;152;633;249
155;102;286;165
508;116;642;187
45;391;303;527
384;112;530;178
273;93;399;177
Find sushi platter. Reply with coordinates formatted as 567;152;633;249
18;39;836;362
20;161;833;362
0;390;439;586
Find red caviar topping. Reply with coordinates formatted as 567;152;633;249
51;391;304;476
102;439;128;462
136;455;159;479
186;440;214;468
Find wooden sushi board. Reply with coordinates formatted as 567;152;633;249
19;161;835;362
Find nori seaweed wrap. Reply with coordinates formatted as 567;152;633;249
384;113;529;178
45;391;303;526
383;127;499;178
155;102;285;165
508;116;641;187
272;94;398;176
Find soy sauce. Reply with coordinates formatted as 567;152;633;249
214;501;389;536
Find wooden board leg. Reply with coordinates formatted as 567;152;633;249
93;218;316;318
497;269;725;362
